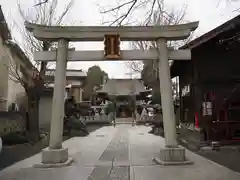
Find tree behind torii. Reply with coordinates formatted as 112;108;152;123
9;0;74;141
108;1;190;104
99;0;240;26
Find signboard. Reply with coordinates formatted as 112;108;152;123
104;34;120;59
202;101;212;116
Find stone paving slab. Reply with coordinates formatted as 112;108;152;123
132;165;240;180
99;128;129;162
0;166;94;180
87;166;129;180
129;126;240;180
0;124;240;180
0;126;117;176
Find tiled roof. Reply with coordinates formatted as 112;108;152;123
181;14;240;49
5;40;33;70
0;7;33;77
97;79;148;96
0;5;11;41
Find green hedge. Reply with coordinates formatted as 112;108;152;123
2;132;29;145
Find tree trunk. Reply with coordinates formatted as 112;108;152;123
152;80;160;94
23;42;49;142
26;89;40;142
152;80;161;104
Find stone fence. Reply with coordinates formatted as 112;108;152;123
0;112;26;136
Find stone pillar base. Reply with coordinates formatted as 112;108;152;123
153;147;193;166
34;148;73;168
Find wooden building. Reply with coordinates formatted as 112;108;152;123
45;69;87;102
171;15;240;143
38;69;87;130
96;79;150;118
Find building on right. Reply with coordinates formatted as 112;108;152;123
171;14;240;145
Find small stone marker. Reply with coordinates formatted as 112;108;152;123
211;141;220;151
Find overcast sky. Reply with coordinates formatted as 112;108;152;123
1;0;240;78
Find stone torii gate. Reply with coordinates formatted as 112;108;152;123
25;21;199;167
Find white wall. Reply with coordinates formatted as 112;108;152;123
0;36;9;111
0;37;26;111
7;75;25;110
5;47;26;111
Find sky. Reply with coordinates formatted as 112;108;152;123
1;0;240;78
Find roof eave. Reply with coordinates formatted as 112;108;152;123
0;6;12;40
180;14;240;50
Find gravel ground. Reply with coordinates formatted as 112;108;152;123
196;148;240;173
177;128;240;174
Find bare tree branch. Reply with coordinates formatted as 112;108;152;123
108;0;138;26
2;1;73;106
9;0;74;92
2;0;75;140
98;0;152;26
218;0;240;11
100;0;240;25
14;0;74;61
0;51;28;91
34;0;49;6
100;0;137;14
144;0;157;25
99;0;171;26
117;1;193;92
125;3;189;75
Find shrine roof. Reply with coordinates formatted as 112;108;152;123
171;14;240;78
0;6;11;41
0;6;33;72
181;14;240;49
96;79;149;96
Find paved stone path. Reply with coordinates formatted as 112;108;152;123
88;126;130;179
0;124;240;179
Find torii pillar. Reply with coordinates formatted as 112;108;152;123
153;39;192;165
37;39;72;167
